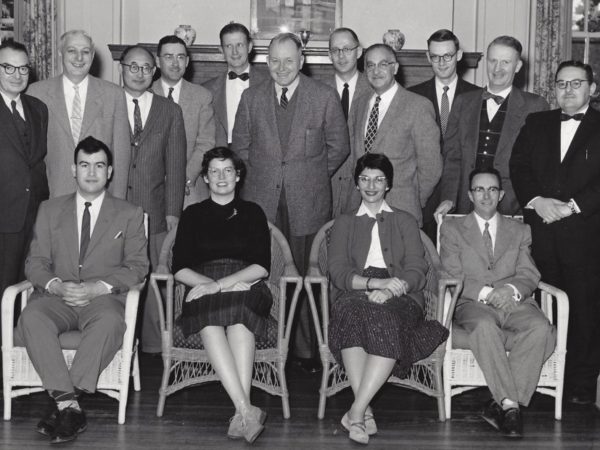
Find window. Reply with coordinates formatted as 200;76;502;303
572;0;600;106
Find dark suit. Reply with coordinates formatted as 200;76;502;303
441;87;549;215
16;193;148;393
203;67;269;147
0;94;48;299
440;213;555;405
510;107;600;397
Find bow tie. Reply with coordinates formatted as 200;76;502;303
228;71;249;81
482;89;505;105
560;113;585;122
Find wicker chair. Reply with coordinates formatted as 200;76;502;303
437;214;569;420
304;219;462;421
150;221;302;419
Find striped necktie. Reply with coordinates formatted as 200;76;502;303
71;85;82;145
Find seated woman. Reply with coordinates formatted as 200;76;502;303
328;153;449;445
171;147;272;444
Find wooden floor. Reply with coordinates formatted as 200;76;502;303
2;354;600;449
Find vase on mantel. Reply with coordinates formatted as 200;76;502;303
382;29;405;51
174;25;196;46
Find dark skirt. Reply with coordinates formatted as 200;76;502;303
178;259;273;338
328;267;449;378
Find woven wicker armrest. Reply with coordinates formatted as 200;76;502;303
538;281;569;353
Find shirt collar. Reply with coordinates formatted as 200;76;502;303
76;190;105;209
0;91;20;109
160;77;182;94
473;211;498;231
435;75;458;92
561;104;589;116
274;75;300;99
375;81;398;102
125;90;153;104
63;74;89;92
485;85;512;99
335;70;358;91
356;200;393;219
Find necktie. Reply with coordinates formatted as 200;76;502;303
483;222;494;268
440;85;450;135
482;89;504;105
280;87;288;109
341;82;349;120
167;87;174;101
71;85;82;145
560;113;584;121
11;100;26;137
228;71;250;81
132;98;143;141
364;96;381;152
79;201;92;268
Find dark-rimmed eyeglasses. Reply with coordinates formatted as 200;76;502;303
365;61;396;72
207;167;237;178
556;79;588;90
329;46;359;56
358;175;387;186
470;186;500;195
120;63;154;75
428;52;457;63
0;63;30;75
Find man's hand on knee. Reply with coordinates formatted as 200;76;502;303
57;281;110;307
486;286;518;313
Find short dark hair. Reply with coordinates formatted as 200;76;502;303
0;40;29;57
120;45;155;64
354;153;394;189
469;167;502;190
488;35;522;57
556;60;594;83
427;29;459;50
363;43;397;62
200;147;246;182
219;22;251;45
157;35;188;56
328;27;359;47
74;136;113;166
269;32;302;51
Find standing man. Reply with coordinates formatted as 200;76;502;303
0;40;48;302
17;136;148;443
153;35;215;207
119;45;186;353
28;30;130;198
204;22;269;147
326;27;372;217
436;35;548;218
409;29;479;240
510;60;600;405
348;43;442;226
232;33;349;368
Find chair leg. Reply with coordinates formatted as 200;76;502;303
118;382;130;424
433;363;446;422
278;358;291;419
3;383;11;421
156;356;171;417
317;361;329;420
444;378;452;420
132;349;141;392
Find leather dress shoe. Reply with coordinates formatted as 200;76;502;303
501;408;523;439
480;399;503;431
50;408;87;444
36;405;59;437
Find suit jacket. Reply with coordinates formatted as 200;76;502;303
0;94;49;233
126;94;186;235
25;192;149;298
232;73;349;236
323;72;373;217
440;87;549;215
440;213;540;305
27;75;131;199
152;79;215;205
510;107;600;260
203;66;269;147
348;84;442;226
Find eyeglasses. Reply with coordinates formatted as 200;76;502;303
207;167;237;178
365;60;397;72
428;52;457;63
556;79;588;90
358;175;387;186
159;54;187;62
470;186;500;195
0;63;30;75
120;63;154;75
329;46;359;56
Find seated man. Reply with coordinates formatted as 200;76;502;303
439;167;556;439
16;136;149;444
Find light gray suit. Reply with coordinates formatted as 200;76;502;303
348;84;442;226
440;213;556;405
152;79;216;206
27;75;131;199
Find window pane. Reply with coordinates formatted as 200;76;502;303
573;0;586;31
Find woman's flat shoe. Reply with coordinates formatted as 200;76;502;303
341;412;369;445
242;406;267;444
227;412;244;439
364;411;378;435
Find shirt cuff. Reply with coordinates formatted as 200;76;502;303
525;196;540;209
505;283;522;302
99;281;113;292
570;198;581;214
45;277;61;291
478;286;493;303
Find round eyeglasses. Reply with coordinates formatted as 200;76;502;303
555;79;588;90
428;52;457;63
0;63;30;75
120;63;154;75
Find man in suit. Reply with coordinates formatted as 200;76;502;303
16;136;148;444
232;32;349;366
204;22;269;147
510;61;600;406
436;35;549;219
440;167;555;438
0;40;48;302
153;35;215;207
27;30;130;199
409;29;479;240
325;27;372;217
348;43;442;227
119;45;186;353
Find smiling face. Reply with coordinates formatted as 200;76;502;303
203;157;240;200
267;39;303;87
357;167;389;209
60;33;94;84
328;30;361;80
221;31;252;73
120;48;156;97
156;42;189;85
427;40;462;84
486;43;522;93
468;173;504;220
555;66;596;115
365;46;398;95
0;47;29;98
72;150;112;200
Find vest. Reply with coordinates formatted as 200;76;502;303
475;95;509;169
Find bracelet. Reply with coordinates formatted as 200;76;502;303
366;277;372;290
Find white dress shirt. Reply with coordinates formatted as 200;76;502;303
435;75;458;112
485;85;512;121
364;82;399;135
356;200;394;269
160;78;182;103
125;90;153;132
560;105;588;162
0;91;24;119
63;75;88;119
226;66;251;142
274;75;300;106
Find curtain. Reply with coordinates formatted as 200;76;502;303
21;0;56;82
533;0;570;108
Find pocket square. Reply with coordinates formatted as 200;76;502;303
113;231;123;239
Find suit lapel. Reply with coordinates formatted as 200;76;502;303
425;78;440;120
214;76;228;133
462;92;482;169
493;214;511;262
287;76;310;150
151;80;165;97
85;194;114;258
137;94;160;146
562;107;600;165
48;76;74;138
375;86;402;141
80;76;103;138
0;100;27;158
496;88;525;159
463;213;490;266
59;195;80;270
354;93;371;154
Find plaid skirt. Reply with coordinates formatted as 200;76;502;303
178;259;273;338
328;267;449;378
